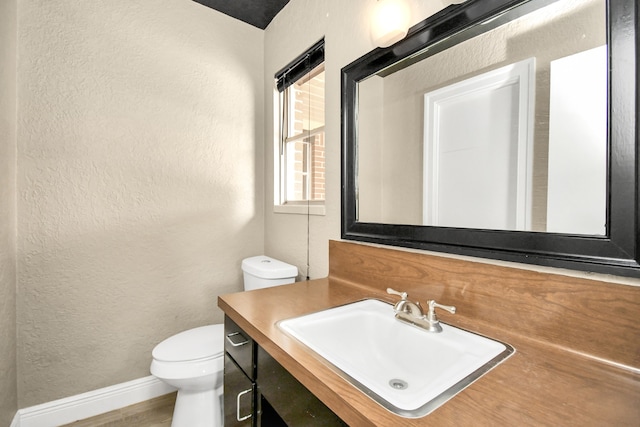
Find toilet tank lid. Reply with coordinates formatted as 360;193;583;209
152;324;224;362
242;256;298;279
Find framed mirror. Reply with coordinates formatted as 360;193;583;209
341;0;639;278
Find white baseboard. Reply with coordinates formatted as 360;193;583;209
16;376;176;427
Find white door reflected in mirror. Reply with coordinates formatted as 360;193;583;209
423;58;535;231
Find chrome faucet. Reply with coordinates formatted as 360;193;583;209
386;288;456;333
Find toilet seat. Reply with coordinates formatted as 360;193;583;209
151;354;224;380
152;324;224;363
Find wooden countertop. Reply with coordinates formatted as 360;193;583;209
219;278;640;426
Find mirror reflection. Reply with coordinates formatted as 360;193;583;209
357;0;606;235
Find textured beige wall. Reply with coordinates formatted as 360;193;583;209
0;0;18;423
16;0;264;407
264;0;640;285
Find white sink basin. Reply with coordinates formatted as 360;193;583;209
278;299;514;418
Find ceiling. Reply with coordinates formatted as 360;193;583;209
194;0;290;30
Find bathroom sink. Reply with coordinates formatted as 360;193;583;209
278;299;514;418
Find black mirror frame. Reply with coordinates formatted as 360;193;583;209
341;0;640;278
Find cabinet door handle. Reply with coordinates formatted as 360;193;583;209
236;388;253;422
226;332;249;347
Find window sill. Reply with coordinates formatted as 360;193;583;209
273;204;326;216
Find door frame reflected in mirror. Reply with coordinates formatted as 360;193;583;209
341;0;640;278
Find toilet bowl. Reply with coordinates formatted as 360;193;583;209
150;256;298;427
151;324;224;427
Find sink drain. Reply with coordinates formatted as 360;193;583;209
389;379;408;390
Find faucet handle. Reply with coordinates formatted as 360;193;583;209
426;300;456;322
430;301;456;314
386;288;408;300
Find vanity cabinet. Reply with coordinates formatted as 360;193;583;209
224;315;347;427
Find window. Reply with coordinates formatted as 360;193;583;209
275;39;325;213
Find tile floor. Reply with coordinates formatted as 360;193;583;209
59;392;176;427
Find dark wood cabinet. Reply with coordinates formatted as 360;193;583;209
257;346;347;426
223;316;346;427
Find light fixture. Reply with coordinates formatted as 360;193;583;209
370;0;411;48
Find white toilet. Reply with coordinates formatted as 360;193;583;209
150;256;298;427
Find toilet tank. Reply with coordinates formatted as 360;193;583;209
242;256;298;291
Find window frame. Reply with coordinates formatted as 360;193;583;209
274;39;326;216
